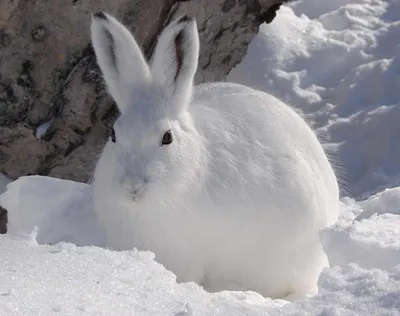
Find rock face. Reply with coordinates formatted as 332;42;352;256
0;0;288;183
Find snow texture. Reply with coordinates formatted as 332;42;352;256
1;176;399;315
228;0;400;199
1;0;400;315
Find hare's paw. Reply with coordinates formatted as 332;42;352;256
280;285;319;302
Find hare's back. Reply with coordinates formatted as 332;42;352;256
190;82;339;227
191;82;322;162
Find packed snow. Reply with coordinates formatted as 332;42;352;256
1;176;399;315
228;0;400;199
1;0;400;315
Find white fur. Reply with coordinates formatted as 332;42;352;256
91;12;340;300
90;13;150;112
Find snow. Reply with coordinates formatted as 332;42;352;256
0;173;11;195
1;176;103;247
35;120;53;140
321;199;400;270
1;176;400;315
228;0;400;199
1;0;400;315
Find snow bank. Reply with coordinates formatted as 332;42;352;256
322;198;400;270
1;175;399;315
228;0;400;198
1;232;399;316
0;234;287;316
0;176;103;247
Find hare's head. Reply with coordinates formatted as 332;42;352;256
91;12;204;204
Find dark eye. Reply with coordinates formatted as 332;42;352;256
161;130;173;145
110;128;116;143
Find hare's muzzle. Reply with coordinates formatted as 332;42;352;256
122;177;147;201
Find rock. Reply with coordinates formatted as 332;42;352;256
0;206;7;234
0;0;289;183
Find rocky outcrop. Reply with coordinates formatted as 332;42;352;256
0;0;288;183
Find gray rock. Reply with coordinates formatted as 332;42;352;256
0;206;7;234
0;0;289;183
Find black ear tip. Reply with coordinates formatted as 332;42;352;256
177;15;193;23
93;12;107;20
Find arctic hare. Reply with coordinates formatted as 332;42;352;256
91;12;339;300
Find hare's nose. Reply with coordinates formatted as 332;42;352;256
131;184;144;198
122;178;146;198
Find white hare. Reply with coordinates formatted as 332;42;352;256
91;12;340;300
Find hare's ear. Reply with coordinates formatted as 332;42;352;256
91;12;150;112
150;16;199;109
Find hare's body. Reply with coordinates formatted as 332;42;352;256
91;13;339;300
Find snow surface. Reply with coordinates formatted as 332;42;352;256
228;0;400;199
1;0;400;315
1;176;400;315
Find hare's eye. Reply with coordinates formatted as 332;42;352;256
161;130;173;145
110;128;116;143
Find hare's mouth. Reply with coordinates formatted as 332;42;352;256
127;187;145;201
